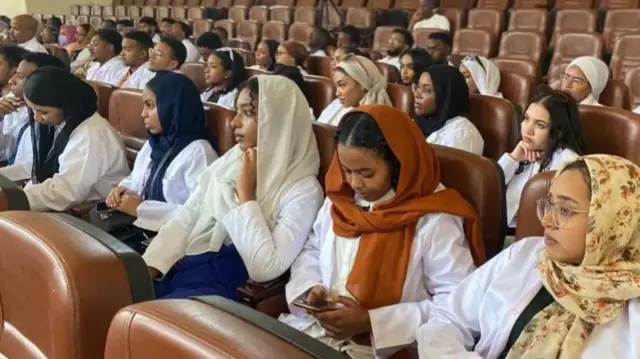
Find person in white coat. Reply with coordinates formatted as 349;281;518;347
105;71;217;233
460;56;503;98
21;66;130;212
318;55;392;127
560;56;609;107
200;48;246;109
418;154;640;359
143;75;323;299
117;31;156;89
280;105;482;359
86;29;127;86
499;89;587;229
413;65;484;155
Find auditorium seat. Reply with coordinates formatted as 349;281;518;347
193;19;214;37
88;81;115;119
307;56;333;78
304;75;336;117
188;7;207;20
602;9;640;51
492;57;540;82
600;0;640;9
288;22;314;45
236;20;261;49
249;5;269;23
235;48;256;66
548;77;632;109
440;7;466;37
514;171;554;241
0;211;153;359
376;62;401;83
498;70;533;117
579;105;640;165
108;89;146;166
624;67;640;109
507;9;548;35
413;27;445;48
610;33;640;81
512;0;550;7
215;19;237;38
262;21;288;43
468;94;519;161
229;5;248;22
466;8;505;41
476;0;510;9
550;9;597;46
294;7;316;25
554;0;594;8
270;6;293;24
342;0;366;8
227;38;253;50
387;83;414;114
548;33;604;74
373;26;395;52
142;6;155;18
203;103;237;155
180;62;207;92
0;174;29;211
345;8;375;32
452;28;496;57
105;297;348;359
498;31;545;65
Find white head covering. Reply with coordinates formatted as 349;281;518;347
567;56;610;105
183;75;320;254
461;56;503;98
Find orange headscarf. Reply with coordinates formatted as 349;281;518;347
327;105;485;312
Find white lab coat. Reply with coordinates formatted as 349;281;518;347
280;190;476;359
118;139;218;231
426;116;484;156
86;56;128;86
417;236;640;359
24;112;130;212
0;105;32;181
317;99;352;127
200;88;238;110
18;37;48;53
633;106;640;114
183;39;201;63
378;56;401;70
119;62;156;89
413;14;451;32
499;148;578;228
70;48;92;74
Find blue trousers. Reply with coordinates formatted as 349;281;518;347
153;245;249;300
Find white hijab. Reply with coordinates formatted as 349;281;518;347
184;75;320;255
568;56;609;105
461;56;503;98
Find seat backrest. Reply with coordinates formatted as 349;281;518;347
440;7;466;37
579;105;640;166
0;211;152;359
249;5;269;22
372;26;395;52
498;31;545;64
236;20;261;48
476;0;509;9
602;9;640;51
307;55;333;78
262;21;288;43
467;8;504;41
311;122;336;189
551;9;597;46
600;0;640;9
193;19;214;38
229;5;248;22
452;28;496;57
293;6;316;25
514;171;554;241
180;62;207;92
548;77;632;109
550;32;604;70
386;83;413;114
345;8;375;29
492;56;540;82
610;33;640;81
88;80;115;119
108;89;146;165
288;22;314;45
434;145;506;260
412;27;444;48
624;66;640;109
468;94;518;160
304;75;336;118
498;70;533;117
270;6;293;24
508;8;548;34
554;0;594;8
214;19;237;38
376;62;401;84
204;103;236;155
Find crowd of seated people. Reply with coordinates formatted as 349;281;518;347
0;8;639;359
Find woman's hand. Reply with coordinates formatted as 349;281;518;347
116;193;142;217
106;186;128;208
315;296;372;340
509;140;543;162
236;148;257;203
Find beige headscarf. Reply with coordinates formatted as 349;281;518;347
181;75;320;256
506;154;640;359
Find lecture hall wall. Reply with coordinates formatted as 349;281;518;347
1;0;111;18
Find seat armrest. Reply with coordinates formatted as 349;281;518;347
67;200;101;221
237;272;289;306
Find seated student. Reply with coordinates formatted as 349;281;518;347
172;21;200;63
419;154;640;359
118;31;156;89
21;66;130;211
195;32;223;62
410;0;450;31
412;65;484;155
58;24;76;47
280;105;478;358
201;48;246;109
67;24;95;75
159;18;175;37
0;53;65;182
10;15;48;53
309;27;333;57
277;41;310;75
460;56;503;98
249;39;278;72
425;32;452;66
40;25;58;46
106;72;217;232
116;19;134;36
379;28;413;70
138;17;161;44
143;75;323;299
560;56;609;107
399;47;432;85
336;25;360;49
86;29;127;85
0;45;26;97
148;36;186;72
212;26;229;47
101;19;117;31
498;89;587;229
318;55;392;126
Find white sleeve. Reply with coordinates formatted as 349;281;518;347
368;214;476;357
417;244;518;359
498;153;519;184
221;177;324;283
71;49;92;73
548;150;578;171
439;127;484;156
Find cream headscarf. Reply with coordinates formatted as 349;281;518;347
461;56;503;98
182;75;320;255
567;56;610;105
506;154;640;359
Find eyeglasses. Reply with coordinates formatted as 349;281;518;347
536;197;589;229
561;74;588;87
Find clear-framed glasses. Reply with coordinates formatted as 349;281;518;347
536;197;589;229
561;73;587;87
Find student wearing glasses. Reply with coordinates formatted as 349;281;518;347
560;56;609;107
200;48;246;110
419;154;640;359
459;56;503;98
498;89;587;229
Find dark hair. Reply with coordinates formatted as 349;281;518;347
336;112;401;189
234;76;259;108
209;49;246;94
101;19;117;29
337;45;366;58
339;25;360;47
124;30;154;50
159;35;187;67
258;39;279;71
428;32;452;47
161;17;175;24
393;28;414;48
400;48;433;82
47;16;62;29
0;45;28;68
175;21;192;38
22;52;66;69
78;23;91;34
96;29;123;54
116;19;134;27
139;16;158;29
310;26;334;52
560;159;592;198
196;32;223;50
272;63;305;93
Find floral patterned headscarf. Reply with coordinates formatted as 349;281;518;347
507;154;640;359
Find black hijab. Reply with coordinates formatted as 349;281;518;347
24;66;98;183
413;65;470;137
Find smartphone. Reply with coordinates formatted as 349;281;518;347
95;202;112;213
293;299;339;312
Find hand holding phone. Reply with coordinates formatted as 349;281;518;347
293;299;339;312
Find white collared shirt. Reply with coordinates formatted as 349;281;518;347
200;87;238;110
183;39;201;63
413;14;451;32
152;34;161;44
119;62;156;89
426;116;484;156
379;56;401;70
317;99;352;127
86;56;128;86
0;105;32;181
311;49;327;57
18;37;48;53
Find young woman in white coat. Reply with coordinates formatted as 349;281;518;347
143;75;323;299
22;66;130;212
499;89;587;229
280;105;482;359
412;65;484;155
200;48;246;110
560;56;609;107
105;71;217;232
418;154;640;359
459;56;503;98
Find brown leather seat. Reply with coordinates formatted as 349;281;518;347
550;9;597;46
579;105;640;165
227;38;253;50
141;6;156;18
373;26;395;52
229;5;248;22
0;174;29;211
180;62;207;92
85;80;114;120
548;33;604;73
492;57;540;82
203;103;236;155
115;5;127;17
307;56;333;78
600;0;640;10
452;28;496;57
512;0;549;7
294;7;316;25
498;31;545;65
440;7;466;37
507;8;548;35
413;27;444;49
270;6;293;24
170;6;186;20
214;19;237;38
342;0;366;8
554;0;594;8
468;94;519;160
321;6;344;31
387;83;413;114
624;67;640;109
394;0;419;9
602;9;640;52
441;0;475;8
288;22;314;45
193;19;214;38
345;8;375;31
0;211;153;358
514;171;554;241
467;8;505;41
249;5;269;23
156;6;170;20
304;75;336;118
476;0;509;9
610;33;640;82
376;62;401;84
108;89;146;166
236;20;261;49
105;297;348;359
498;70;533;117
548;77;632;110
262;21;288;43
312;122;336;189
188;7;207;20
